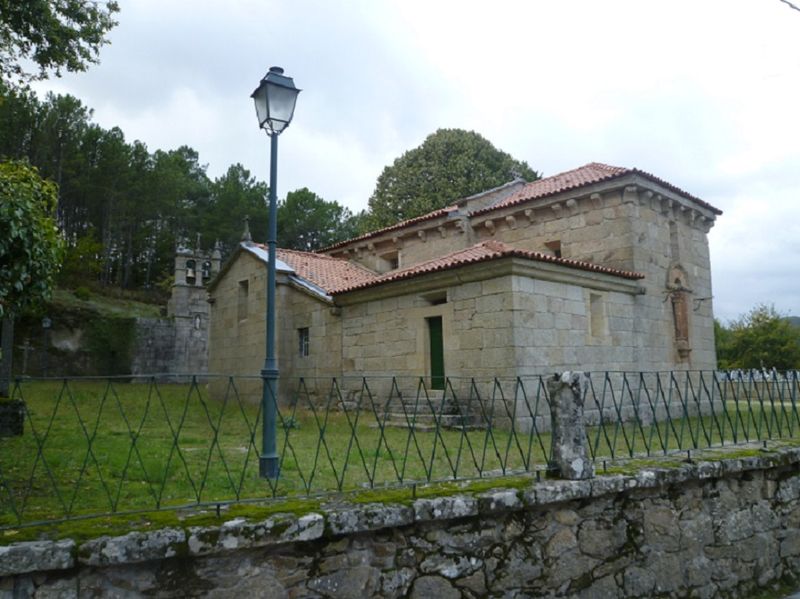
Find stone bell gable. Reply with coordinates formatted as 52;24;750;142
207;162;721;396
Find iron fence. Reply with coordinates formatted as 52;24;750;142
0;370;798;528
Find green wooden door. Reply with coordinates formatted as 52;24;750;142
427;316;445;390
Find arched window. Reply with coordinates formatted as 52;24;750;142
186;259;196;285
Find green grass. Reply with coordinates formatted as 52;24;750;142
51;288;162;318
1;378;800;528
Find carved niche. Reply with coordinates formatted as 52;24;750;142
666;264;692;361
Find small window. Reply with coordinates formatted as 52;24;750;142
237;280;249;321
545;240;562;259
298;327;310;357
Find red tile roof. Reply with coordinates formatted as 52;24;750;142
265;246;378;293
321;163;720;255
320;205;459;253
479;162;722;216
331;240;644;295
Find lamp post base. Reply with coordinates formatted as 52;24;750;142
259;455;280;479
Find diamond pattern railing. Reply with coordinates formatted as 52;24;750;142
0;370;798;528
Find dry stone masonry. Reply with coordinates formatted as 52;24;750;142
3;447;800;597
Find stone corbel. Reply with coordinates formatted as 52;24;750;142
417;230;426;242
590;193;603;210
663;198;674;216
524;208;536;224
641;190;653;206
551;203;563;218
367;242;376;255
505;215;517;230
566;199;578;215
651;194;662;212
484;219;496;235
622;186;638;204
392;236;403;249
455;220;468;235
437;225;447;238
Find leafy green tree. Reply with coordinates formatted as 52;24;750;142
0;0;119;87
715;305;800;371
0;160;64;317
367;128;540;229
277;188;355;251
201;164;267;255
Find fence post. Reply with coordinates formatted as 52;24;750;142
547;371;594;480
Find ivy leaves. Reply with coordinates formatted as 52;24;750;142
0;160;64;318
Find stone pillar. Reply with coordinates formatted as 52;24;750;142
547;371;593;480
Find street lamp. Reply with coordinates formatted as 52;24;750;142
252;66;300;479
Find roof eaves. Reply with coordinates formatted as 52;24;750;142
470;166;722;218
288;275;333;303
331;247;644;295
318;206;457;253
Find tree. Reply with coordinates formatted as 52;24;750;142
0;161;64;318
715;305;800;371
0;161;64;395
367;128;540;229
0;0;119;87
277;188;355;251
200;164;267;255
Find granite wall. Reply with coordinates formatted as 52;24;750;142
3;447;800;598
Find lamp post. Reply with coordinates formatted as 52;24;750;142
251;66;300;479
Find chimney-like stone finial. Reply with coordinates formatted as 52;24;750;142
241;215;252;243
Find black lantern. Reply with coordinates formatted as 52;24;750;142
251;66;301;135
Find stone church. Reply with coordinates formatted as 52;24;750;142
207;162;720;397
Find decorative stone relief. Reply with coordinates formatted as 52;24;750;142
666;264;692;360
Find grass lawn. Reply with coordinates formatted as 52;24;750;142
1;376;799;527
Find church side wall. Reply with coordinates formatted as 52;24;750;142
339;274;518;385
476;187;717;371
208;253;267;403
628;192;717;371
510;275;640;375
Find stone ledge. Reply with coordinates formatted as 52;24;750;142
79;528;184;567
0;540;74;576
413;495;478;522
328;504;414;535
186;512;325;558
3;447;800;577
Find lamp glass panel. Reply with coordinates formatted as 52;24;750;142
265;83;298;129
252;84;269;127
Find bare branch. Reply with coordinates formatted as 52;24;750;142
779;0;800;12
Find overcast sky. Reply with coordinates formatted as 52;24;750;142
32;0;800;322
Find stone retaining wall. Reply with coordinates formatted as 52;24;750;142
2;448;800;598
